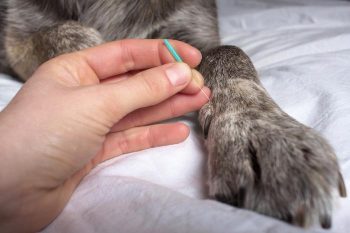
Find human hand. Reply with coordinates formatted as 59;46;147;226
0;39;210;232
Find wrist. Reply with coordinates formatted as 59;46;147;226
0;111;33;232
0;109;77;232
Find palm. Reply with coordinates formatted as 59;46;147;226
0;39;210;232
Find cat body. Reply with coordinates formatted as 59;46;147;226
0;0;346;228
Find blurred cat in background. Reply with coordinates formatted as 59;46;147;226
0;0;346;229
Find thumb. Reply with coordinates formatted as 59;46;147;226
100;62;194;119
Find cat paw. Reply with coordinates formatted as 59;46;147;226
203;110;346;228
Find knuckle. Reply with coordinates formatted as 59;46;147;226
119;40;136;71
117;132;131;154
168;97;177;118
144;126;155;148
138;71;166;98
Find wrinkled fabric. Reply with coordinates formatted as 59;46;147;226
1;0;349;232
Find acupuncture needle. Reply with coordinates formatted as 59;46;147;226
163;39;210;101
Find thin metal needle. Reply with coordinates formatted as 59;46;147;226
163;39;210;101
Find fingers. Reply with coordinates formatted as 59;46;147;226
98;123;189;162
111;87;211;132
181;69;205;94
102;62;196;119
102;67;205;95
80;39;202;79
68;122;190;188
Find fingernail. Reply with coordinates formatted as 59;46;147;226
166;63;190;86
191;69;204;87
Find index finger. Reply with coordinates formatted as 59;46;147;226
80;39;202;79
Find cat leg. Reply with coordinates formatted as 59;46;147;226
148;0;220;52
198;45;346;228
5;21;103;81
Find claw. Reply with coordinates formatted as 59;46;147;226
199;103;213;140
294;206;306;228
215;187;246;208
231;187;246;208
203;115;212;139
338;171;347;197
283;213;294;224
320;215;332;229
248;141;261;184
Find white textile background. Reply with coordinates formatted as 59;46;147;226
1;0;350;232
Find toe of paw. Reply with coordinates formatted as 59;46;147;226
209;178;248;208
214;187;246;208
320;214;332;229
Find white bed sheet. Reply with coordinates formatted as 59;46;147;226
1;0;350;232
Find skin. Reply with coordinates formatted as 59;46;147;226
0;39;210;233
0;0;346;229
